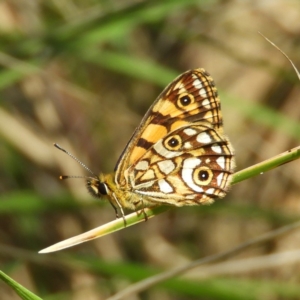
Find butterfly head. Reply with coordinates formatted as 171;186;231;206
86;173;126;219
86;173;108;198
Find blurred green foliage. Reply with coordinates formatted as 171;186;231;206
1;0;300;299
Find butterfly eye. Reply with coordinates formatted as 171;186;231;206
98;182;108;195
87;179;108;197
164;135;182;150
193;167;213;186
177;93;195;108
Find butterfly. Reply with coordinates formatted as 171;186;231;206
83;68;235;218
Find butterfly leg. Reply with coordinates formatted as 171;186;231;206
108;200;119;218
135;197;148;222
141;208;148;221
112;193;127;226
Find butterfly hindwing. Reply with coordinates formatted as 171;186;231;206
128;121;234;205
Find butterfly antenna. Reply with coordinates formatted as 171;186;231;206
54;143;97;178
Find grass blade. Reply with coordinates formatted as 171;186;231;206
0;271;42;300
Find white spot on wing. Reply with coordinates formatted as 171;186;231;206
211;144;222;154
206;188;215;195
193;79;203;89
182;158;203;193
158;179;173;193
216;156;225;169
199;88;207;97
217;173;224;186
184;157;201;168
135;160;149;171
157;160;175;175
197;132;212;144
184;142;192;149
183;128;197;136
202;99;210;108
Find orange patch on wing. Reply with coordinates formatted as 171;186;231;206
142;123;168;143
129;147;147;164
156;102;179;117
170;119;189;132
129;124;167;164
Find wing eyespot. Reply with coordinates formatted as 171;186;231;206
177;93;194;108
164;134;182;151
193;166;213;186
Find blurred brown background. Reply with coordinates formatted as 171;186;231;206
1;0;300;299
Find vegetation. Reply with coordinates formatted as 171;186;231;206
1;1;300;299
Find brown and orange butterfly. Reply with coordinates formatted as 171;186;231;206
83;68;235;217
